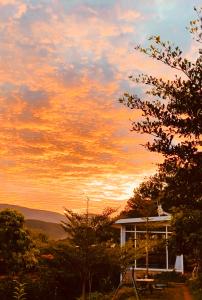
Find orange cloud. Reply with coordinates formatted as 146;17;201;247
2;0;192;214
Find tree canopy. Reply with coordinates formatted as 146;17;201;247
121;176;162;218
61;208;118;300
119;7;202;267
0;209;38;274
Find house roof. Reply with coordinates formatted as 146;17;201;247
115;215;171;226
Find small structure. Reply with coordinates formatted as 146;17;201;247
115;215;184;273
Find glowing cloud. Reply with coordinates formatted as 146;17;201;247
0;0;199;213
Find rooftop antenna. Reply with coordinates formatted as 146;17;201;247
86;196;90;222
83;192;90;223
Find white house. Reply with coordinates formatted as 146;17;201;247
115;215;184;273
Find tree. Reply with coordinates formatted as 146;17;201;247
121;175;163;218
0;209;38;275
119;7;202;268
61;208;118;300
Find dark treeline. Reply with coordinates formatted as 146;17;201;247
0;208;121;300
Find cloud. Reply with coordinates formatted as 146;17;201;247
0;0;196;213
19;85;50;108
0;0;27;21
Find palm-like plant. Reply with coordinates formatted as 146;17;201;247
13;281;26;300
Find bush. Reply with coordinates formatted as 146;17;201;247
13;281;26;300
0;279;15;300
77;291;111;300
112;287;136;300
153;271;186;283
188;273;202;300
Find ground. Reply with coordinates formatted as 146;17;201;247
140;283;194;300
115;283;195;300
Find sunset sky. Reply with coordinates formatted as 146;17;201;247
0;0;200;214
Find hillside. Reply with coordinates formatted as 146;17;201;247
0;204;66;223
25;219;67;240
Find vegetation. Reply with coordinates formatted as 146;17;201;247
0;209;38;275
153;271;186;283
13;281;26;300
189;273;202;300
0;208;120;300
120;6;202;271
0;7;200;300
61;208;119;300
121;176;162;218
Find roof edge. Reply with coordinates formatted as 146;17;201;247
115;215;171;224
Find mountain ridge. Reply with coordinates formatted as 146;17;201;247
25;219;67;240
0;203;66;223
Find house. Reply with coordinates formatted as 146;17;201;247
115;215;184;273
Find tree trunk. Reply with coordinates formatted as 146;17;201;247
81;277;86;300
89;273;92;300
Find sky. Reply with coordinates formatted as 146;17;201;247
0;0;200;214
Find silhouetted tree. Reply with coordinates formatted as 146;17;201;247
120;7;202;267
0;209;38;275
62;208;117;300
121;175;163;218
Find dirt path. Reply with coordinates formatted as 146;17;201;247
139;283;194;300
115;283;195;300
169;284;194;300
161;284;194;300
182;285;194;300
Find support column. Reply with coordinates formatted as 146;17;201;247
166;225;169;270
174;254;184;273
120;225;126;282
120;225;126;246
134;225;137;269
181;255;184;274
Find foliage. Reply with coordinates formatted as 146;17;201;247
119;6;202;169
120;48;201;160
186;7;202;44
62;207;117;245
0;279;15;300
61;208;119;299
153;271;186;283
112;287;135;300
23;238;119;300
0;207;120;300
119;7;202;268
8;240;81;300
188;273;202;300
0;209;38;275
113;239;158;274
121;176;163;218
29;229;49;247
13;281;26;300
77;291;111;300
171;207;202;259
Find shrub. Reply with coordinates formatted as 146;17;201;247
13;281;26;300
153;271;186;283
77;291;111;300
0;279;15;300
188;273;202;300
112;287;136;300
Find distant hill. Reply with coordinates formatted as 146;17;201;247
25;219;67;240
0;204;66;223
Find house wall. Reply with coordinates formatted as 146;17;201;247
118;220;184;273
